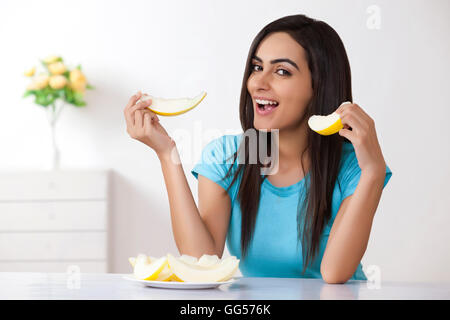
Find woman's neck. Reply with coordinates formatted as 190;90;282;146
274;122;310;175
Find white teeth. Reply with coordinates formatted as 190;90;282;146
255;99;278;105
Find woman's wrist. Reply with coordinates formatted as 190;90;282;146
157;146;181;165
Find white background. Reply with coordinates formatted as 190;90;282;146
0;0;449;283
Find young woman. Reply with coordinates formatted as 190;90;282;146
123;14;392;284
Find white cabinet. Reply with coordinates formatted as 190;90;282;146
0;170;109;272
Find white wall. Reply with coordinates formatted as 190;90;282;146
0;0;449;283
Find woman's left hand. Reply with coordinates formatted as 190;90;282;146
335;103;386;176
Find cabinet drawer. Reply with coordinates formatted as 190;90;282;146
0;170;109;201
0;232;106;260
0;261;107;273
0;201;107;231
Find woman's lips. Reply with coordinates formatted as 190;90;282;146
254;100;279;116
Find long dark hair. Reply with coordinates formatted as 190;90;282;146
221;14;352;274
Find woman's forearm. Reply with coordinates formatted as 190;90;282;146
157;148;218;257
321;169;386;283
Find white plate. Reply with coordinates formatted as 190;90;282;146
123;275;237;289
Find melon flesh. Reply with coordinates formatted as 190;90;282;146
129;253;239;282
179;254;199;266
308;112;343;135
307;102;351;136
167;254;239;282
133;256;168;280
197;254;220;267
130;254;180;281
139;91;206;116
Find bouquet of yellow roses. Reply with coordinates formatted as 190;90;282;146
23;55;94;108
23;55;94;170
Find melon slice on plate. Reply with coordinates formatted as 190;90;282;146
167;253;239;283
129;254;181;281
216;256;240;281
139;91;206;116
197;254;220;268
128;253;154;268
133;255;168;281
157;264;182;282
179;254;199;266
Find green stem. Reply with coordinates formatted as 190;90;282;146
50;100;65;126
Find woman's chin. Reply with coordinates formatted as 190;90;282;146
254;122;280;132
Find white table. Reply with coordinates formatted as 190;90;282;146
0;272;449;300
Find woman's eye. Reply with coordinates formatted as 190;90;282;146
251;64;291;76
277;68;291;76
251;64;262;72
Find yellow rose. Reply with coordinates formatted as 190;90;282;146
48;62;66;75
24;66;36;77
69;69;87;93
43;55;60;64
49;75;68;89
27;74;49;90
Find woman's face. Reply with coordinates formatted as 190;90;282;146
247;31;313;131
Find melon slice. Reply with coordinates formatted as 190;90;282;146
139;91;206;116
308;112;343;135
133;256;168;280
129;254;181;281
179;254;199;266
217;257;240;281
308;102;351;135
157;263;182;281
129;253;154;268
197;254;220;267
167;253;239;282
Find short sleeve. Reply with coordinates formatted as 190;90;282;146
339;143;392;200
191;135;238;193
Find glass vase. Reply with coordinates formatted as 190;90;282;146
47;100;65;171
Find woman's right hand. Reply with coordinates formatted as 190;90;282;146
124;91;176;157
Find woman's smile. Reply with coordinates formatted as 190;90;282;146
254;100;279;116
253;95;280;116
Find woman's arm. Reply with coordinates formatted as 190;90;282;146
321;102;388;284
158;150;231;258
320;169;386;284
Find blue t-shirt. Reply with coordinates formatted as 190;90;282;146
191;133;392;281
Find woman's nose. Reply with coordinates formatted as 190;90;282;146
249;70;271;91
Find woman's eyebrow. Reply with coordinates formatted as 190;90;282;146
252;55;299;70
